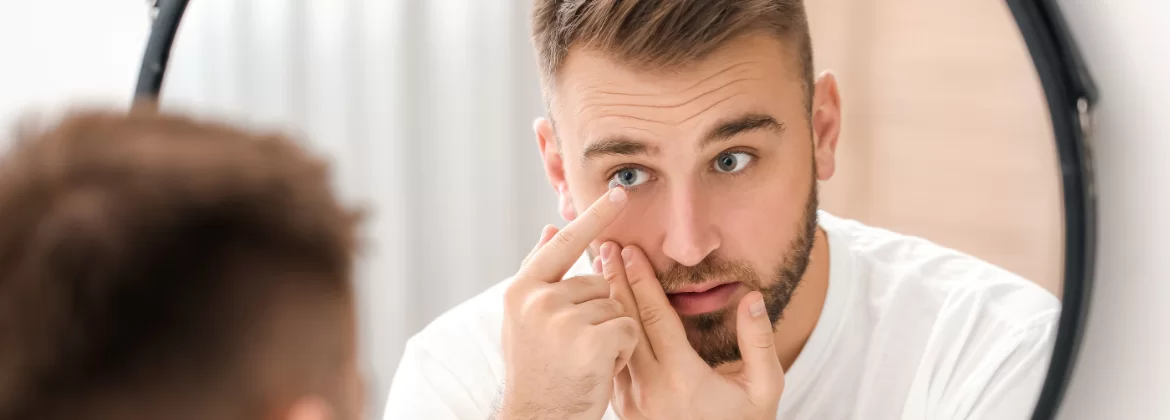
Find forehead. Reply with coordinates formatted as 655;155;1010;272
550;33;804;144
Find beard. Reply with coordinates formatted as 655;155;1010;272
659;180;820;368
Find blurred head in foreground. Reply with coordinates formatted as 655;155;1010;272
0;108;364;420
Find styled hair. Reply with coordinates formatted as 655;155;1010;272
0;108;363;420
530;0;814;111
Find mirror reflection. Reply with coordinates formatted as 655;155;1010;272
0;1;1065;420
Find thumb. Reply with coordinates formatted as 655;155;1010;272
734;291;785;402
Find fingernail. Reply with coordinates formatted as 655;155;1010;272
621;247;634;267
609;187;627;203
600;242;613;263
750;296;766;317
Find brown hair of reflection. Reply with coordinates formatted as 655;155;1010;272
662;172;818;368
0;106;364;420
530;0;815;112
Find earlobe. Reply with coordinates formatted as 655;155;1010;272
811;71;843;181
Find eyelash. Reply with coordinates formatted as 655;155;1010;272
607;164;649;193
716;150;757;178
605;150;758;192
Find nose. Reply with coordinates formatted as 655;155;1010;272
660;185;720;267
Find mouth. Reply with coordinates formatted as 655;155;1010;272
666;282;741;316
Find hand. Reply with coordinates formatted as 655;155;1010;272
599;244;784;420
498;187;640;420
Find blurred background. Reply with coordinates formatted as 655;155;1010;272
0;1;1062;418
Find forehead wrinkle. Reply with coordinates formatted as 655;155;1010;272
588;61;762;98
565;55;777;152
597;76;756;114
571;61;763;118
598;76;761;127
676;91;752;125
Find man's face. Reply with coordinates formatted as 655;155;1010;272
538;33;840;367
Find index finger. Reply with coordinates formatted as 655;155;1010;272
519;187;628;283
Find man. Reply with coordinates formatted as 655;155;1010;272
384;1;1059;419
0;109;365;420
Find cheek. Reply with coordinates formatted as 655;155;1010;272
598;191;658;242
587;188;667;263
715;175;810;264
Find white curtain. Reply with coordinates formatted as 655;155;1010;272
161;0;555;416
0;1;148;149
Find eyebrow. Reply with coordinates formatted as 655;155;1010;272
700;113;785;149
580;113;785;164
581;136;653;164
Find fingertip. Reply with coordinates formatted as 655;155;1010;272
608;185;627;203
620;245;638;268
593;255;603;274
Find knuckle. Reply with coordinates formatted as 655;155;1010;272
584;274;610;294
602;264;622;282
522;288;558;315
552;229;577;249
566;274;601;287
566;274;609;299
626;270;649;287
503;284;525;307
748;332;775;350
548;309;575;330
617;317;639;340
610;318;639;349
586;298;623;319
608;299;627;318
639;305;666;327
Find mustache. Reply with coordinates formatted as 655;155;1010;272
658;255;760;293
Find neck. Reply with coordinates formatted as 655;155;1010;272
776;226;831;370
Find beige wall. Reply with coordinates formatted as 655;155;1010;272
807;0;1065;295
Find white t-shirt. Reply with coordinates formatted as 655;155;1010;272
382;211;1060;420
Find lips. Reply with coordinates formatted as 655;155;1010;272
667;282;742;316
669;281;736;295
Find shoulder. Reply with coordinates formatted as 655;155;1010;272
819;212;1059;417
385;276;514;419
406;275;512;367
819;211;1060;328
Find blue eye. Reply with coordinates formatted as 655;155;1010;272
608;167;650;189
713;152;753;173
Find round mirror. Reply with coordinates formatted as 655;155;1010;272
809;0;1063;296
135;1;1095;419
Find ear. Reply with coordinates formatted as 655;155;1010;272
811;71;842;181
535;117;578;222
281;397;333;420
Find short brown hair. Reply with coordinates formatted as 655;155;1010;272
0;108;362;420
531;0;814;111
